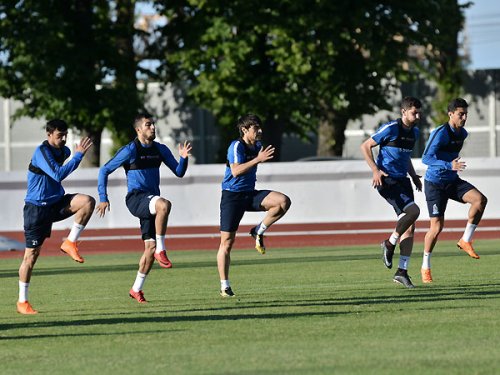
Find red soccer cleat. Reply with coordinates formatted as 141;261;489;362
129;289;147;303
154;250;172;268
457;239;480;259
60;239;84;263
17;301;38;315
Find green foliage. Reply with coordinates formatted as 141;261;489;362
156;0;469;157
0;0;142;165
1;241;500;374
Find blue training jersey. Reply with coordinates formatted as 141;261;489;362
423;123;467;184
221;139;262;192
25;142;84;206
371;118;419;178
97;140;188;202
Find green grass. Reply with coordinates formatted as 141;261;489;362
1;240;500;375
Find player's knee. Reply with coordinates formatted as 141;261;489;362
480;194;488;209
86;195;96;210
405;204;420;221
279;195;292;212
219;238;234;253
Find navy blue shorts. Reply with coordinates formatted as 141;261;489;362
126;190;157;240
220;190;272;232
376;176;415;216
424;178;475;217
23;194;76;248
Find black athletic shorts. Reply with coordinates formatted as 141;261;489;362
376;176;415;216
424;178;475;217
23;194;76;248
220;190;271;232
126;190;158;240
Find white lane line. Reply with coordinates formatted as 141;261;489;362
78;226;500;241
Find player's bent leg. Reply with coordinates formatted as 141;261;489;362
395;203;420;236
462;188;488;225
260;192;291;224
69;194;96;225
153;197;172;235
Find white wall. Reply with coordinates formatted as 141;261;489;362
1;158;499;232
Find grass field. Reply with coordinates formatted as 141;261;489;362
1;240;500;374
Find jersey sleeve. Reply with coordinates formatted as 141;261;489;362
371;123;394;145
32;145;83;182
97;144;132;202
227;141;245;164
422;128;452;169
159;144;188;177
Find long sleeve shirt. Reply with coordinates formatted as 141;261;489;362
25;142;84;206
97;140;188;202
423;123;467;185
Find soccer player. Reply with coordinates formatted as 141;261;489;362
217;114;291;297
420;98;487;283
360;96;423;288
96;113;191;303
17;119;95;314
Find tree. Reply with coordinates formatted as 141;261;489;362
156;0;469;159
0;0;142;166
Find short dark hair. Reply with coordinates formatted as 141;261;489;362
133;112;154;129
236;114;262;137
401;96;422;110
448;98;468;113
46;119;68;133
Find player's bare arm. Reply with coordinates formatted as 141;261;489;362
408;160;422;192
360;138;387;188
230;145;274;177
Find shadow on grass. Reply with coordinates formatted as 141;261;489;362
0;329;183;341
2;283;499;335
2;247;499;279
0;310;352;335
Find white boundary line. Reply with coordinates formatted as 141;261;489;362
79;226;500;241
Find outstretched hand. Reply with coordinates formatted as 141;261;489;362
95;201;110;218
179;141;192;158
76;137;93;155
257;145;275;163
452;157;466;171
372;169;388;188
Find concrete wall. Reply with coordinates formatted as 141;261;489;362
1;158;499;232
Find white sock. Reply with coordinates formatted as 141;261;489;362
422;252;432;269
132;272;147;292
19;281;29;303
155;235;166;253
67;222;85;242
221;280;230;289
398;255;410;270
389;233;400;246
462;223;477;243
257;222;268;235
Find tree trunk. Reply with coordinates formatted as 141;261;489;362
316;112;348;157
263;117;284;161
79;127;102;168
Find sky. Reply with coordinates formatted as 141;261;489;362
464;0;500;70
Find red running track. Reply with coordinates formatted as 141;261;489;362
1;219;500;259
